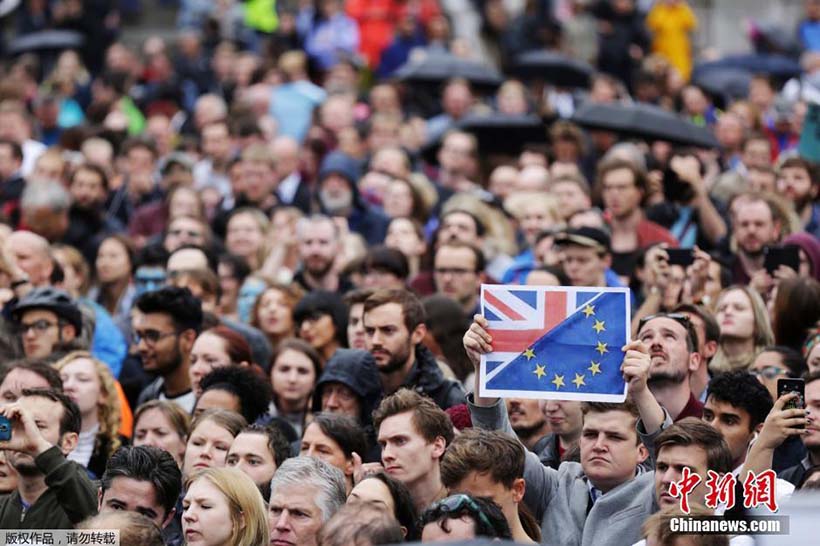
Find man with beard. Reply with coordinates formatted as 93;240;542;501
0;388;97;528
506;398;551;454
437;209;484;248
636;313;704;421
727;192;782;285
363;288;464;409
315;151;389;246
65;163;122;265
134;286;203;413
506;398;583;469
293;214;354;293
777;156;819;238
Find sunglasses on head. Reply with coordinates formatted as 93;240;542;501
749;366;788;380
428;494;493;529
637;312;691;332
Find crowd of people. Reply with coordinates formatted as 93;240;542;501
0;0;818;545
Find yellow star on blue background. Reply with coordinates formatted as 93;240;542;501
583;304;595;317
596;341;608;355
572;373;586;388
523;348;535;360
592;319;606;334
588;361;601;375
551;374;565;389
533;364;546;379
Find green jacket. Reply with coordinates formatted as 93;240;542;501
0;446;98;529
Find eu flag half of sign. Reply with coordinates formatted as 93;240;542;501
479;285;631;402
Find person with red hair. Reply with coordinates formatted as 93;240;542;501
189;325;256;397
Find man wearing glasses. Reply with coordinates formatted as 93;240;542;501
636;313;704;422
11;287;83;359
133;286;203;413
433;241;485;319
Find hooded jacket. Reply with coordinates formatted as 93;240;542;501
316;152;390;245
313;348;384;428
313;348;384;462
402;345;465;410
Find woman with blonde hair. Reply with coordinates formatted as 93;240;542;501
710;285;775;373
54;351;125;478
182;467;269;546
503;192;562;250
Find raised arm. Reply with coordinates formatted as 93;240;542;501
463;314;499;408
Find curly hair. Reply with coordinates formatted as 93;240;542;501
53;351;121;459
199;365;273;424
706;371;773;430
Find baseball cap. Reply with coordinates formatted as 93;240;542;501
554;226;611;253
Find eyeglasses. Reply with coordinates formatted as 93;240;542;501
17;320;58;334
133;329;177;346
749;366;788;380
428;494;493;529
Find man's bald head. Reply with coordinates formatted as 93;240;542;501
6;231;53;286
166;247;209;274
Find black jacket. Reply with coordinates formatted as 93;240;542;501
0;446;98;529
313;349;384;462
401;345;466;410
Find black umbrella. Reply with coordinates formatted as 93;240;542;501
513;50;594;88
692;67;751;102
694;54;801;80
394;51;504;90
421;113;549;163
750;21;801;56
9;30;84;55
571;101;719;149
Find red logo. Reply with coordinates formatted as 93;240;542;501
671;470;779;513
742;470;778;512
668;467;702;514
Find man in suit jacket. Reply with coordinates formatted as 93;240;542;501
464;314;668;546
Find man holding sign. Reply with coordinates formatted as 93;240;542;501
463;288;669;546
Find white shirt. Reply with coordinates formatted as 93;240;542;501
67;424;99;469
160;389;196;414
21;139;46;177
277;172;301;205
